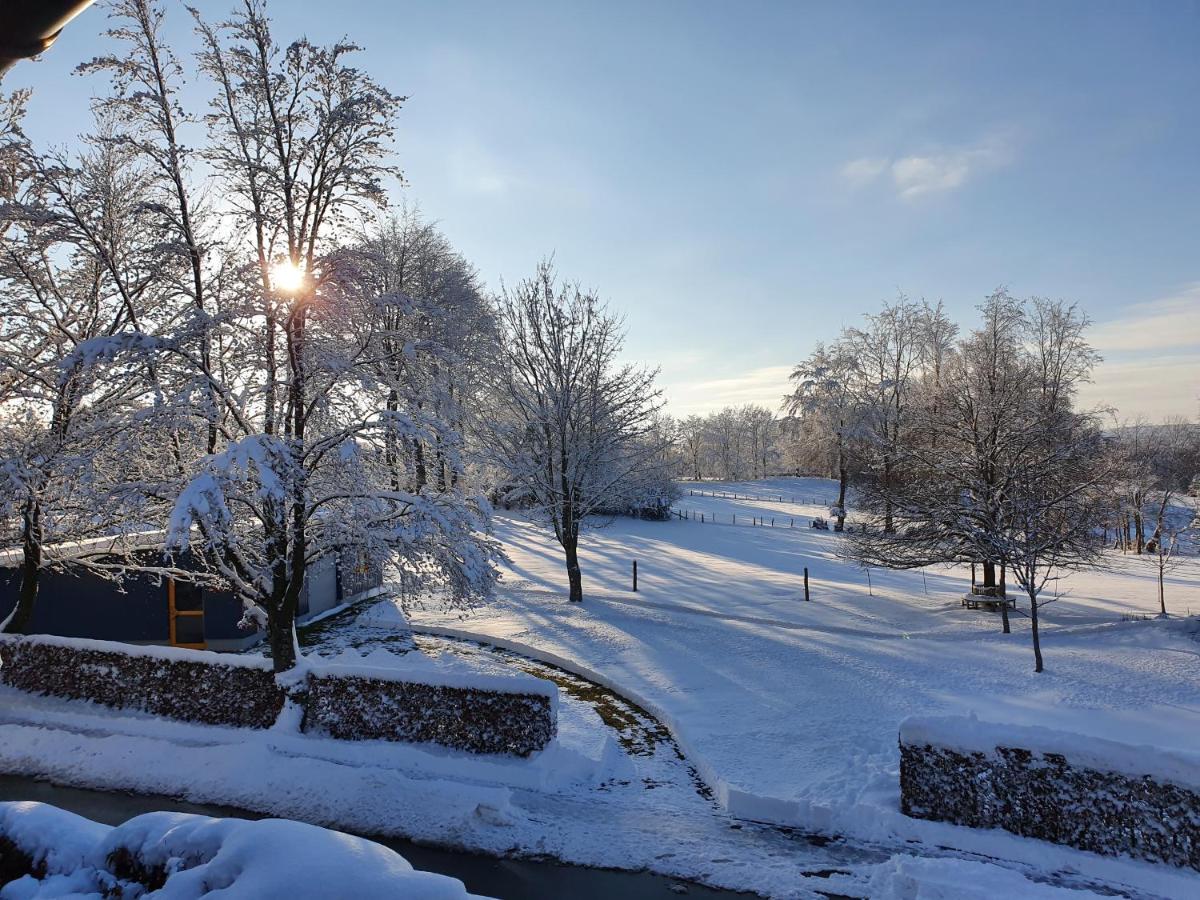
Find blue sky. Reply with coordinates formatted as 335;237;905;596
10;0;1199;419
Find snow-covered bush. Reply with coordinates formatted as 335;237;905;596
0;802;480;898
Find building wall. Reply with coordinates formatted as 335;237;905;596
0;567;168;643
304;554;339;617
1;547;386;652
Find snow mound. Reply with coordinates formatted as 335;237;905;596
0;801;486;899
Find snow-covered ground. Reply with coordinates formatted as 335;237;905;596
1;477;1197;898
406;477;1200;897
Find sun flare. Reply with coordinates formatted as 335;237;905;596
270;259;307;294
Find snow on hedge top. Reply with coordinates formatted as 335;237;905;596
0;633;274;671
0;801;484;899
312;645;559;707
901;714;1200;790
1;633;557;707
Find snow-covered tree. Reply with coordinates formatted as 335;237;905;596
3;0;496;672
482;261;666;602
784;341;860;529
845;292;1109;669
0;109;175;632
842;297;924;533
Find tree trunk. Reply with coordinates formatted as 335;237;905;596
5;501;44;634
385;389;401;491
1029;588;1044;673
412;438;427;491
1159;560;1167;616
982;561;996;589
1133;509;1144;554
6;541;40;634
564;535;583;603
435;439;447;492
267;597;298;672
835;452;848;531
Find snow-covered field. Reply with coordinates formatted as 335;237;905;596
407;476;1200;897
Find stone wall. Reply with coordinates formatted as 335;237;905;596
900;716;1200;870
0;634;284;729
304;670;555;756
0;635;557;756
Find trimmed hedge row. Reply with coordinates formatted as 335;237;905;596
0;635;556;756
304;671;555;757
900;739;1200;870
0;636;284;729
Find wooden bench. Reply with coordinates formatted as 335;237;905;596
962;593;1016;611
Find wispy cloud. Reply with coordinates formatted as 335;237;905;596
1088;285;1200;353
1080;355;1199;421
840;133;1016;199
446;142;517;196
664;364;793;416
1077;283;1200;420
840;157;888;188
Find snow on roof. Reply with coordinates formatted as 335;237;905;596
0;530;170;569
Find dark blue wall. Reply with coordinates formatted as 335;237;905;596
0;567;169;642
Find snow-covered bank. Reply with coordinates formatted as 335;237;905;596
406;477;1200;897
0;801;483;898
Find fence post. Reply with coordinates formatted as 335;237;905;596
804;567;810;601
733;514;736;525
701;513;705;523
866;567;873;596
790;518;794;527
771;517;775;527
922;569;928;596
632;560;638;592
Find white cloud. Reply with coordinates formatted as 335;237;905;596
1087;285;1200;353
839;134;1016;199
840;157;888;187
1080;355;1199;421
664;364;793;416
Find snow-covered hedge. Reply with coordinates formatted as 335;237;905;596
0;801;478;898
304;656;556;757
0;634;285;729
900;715;1200;871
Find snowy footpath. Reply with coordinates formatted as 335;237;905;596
406;477;1200;899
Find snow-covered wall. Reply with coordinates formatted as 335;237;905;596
305;665;556;757
900;715;1200;871
0;634;285;729
0;635;557;757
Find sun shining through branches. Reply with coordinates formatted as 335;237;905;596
270;259;307;295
